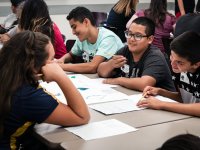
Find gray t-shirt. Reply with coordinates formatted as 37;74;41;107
113;45;176;92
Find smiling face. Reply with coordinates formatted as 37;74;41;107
69;18;89;42
170;51;200;73
127;23;154;55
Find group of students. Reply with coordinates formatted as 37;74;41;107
0;1;200;150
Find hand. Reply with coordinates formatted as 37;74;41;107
0;34;10;43
109;55;127;69
103;78;120;85
137;96;164;110
143;86;160;97
41;62;66;82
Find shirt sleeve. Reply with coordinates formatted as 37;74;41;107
71;40;83;56
20;87;59;123
95;36;120;59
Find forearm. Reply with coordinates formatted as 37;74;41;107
161;103;200;117
158;88;182;102
61;63;98;73
97;62;115;77
177;0;185;15
117;77;154;91
56;73;90;121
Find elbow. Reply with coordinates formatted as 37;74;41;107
97;66;109;78
97;69;108;78
79;113;90;125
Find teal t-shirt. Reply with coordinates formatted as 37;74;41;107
71;27;124;62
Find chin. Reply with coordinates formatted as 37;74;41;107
172;68;181;73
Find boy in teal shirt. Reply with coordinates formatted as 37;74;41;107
58;7;123;73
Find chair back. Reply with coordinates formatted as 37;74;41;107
92;12;108;27
66;39;75;52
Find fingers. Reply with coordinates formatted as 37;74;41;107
111;55;127;68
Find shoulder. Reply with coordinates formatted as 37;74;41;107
98;27;122;41
116;45;129;55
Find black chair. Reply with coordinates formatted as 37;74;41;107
66;39;75;52
162;37;173;58
92;12;108;27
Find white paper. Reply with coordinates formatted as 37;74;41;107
89;94;145;115
90;78;119;88
40;81;67;104
79;88;128;104
89;94;177;115
65;119;137;140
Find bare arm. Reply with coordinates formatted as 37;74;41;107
103;75;156;91
60;55;105;74
177;0;185;16
137;96;200;117
57;53;73;63
97;55;127;77
126;14;138;29
42;63;90;126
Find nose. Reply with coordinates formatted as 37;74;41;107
72;29;76;35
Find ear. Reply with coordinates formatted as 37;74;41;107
83;18;91;26
193;61;200;69
147;35;154;44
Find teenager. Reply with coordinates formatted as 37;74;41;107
58;7;124;73
97;17;175;92
137;31;200;117
0;31;90;149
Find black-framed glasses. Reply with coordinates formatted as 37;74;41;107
124;31;149;41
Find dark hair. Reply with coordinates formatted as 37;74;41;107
66;7;96;26
19;0;54;44
132;17;155;36
10;0;24;7
144;0;169;27
157;134;200;150
170;31;200;64
0;31;50;137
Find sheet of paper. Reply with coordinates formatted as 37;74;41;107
40;81;128;105
90;78;119;88
79;88;128;104
89;94;177;115
65;119;138;140
40;81;67;104
89;94;144;115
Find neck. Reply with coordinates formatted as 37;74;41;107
87;26;99;44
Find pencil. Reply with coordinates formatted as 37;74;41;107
139;92;147;102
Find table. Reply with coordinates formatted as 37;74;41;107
60;117;200;150
33;74;192;149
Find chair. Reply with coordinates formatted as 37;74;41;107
92;12;108;27
66;39;75;52
162;37;173;58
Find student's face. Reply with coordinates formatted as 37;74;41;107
127;23;153;54
45;42;55;64
69;18;89;42
170;51;199;73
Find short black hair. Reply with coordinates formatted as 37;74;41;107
170;31;200;64
157;134;200;150
131;17;155;36
66;7;96;26
10;0;24;7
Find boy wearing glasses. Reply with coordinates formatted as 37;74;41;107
137;31;200;116
58;7;123;73
98;17;175;92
